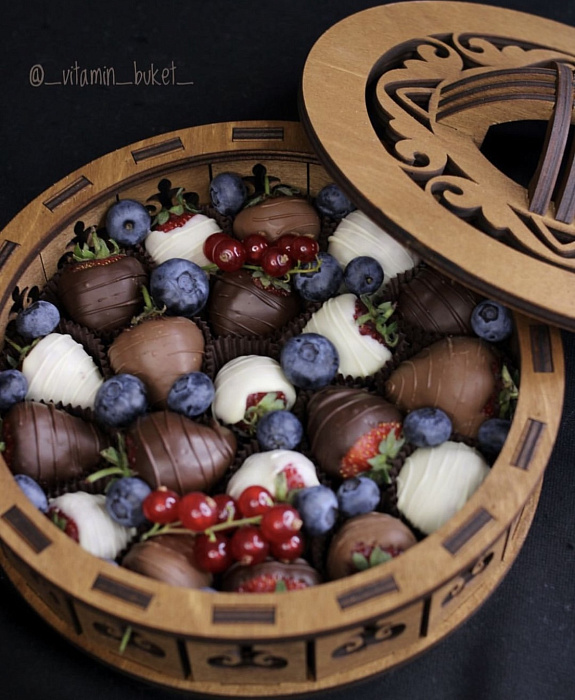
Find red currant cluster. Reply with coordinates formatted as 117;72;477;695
203;232;319;276
141;485;305;574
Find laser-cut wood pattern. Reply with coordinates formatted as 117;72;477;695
0;112;564;695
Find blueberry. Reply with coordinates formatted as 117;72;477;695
344;256;384;296
0;369;28;412
14;474;49;513
280;333;339;390
94;374;148;427
336;476;380;518
292;252;343;302
15;301;60;340
106;199;151;247
167;371;215;418
105;476;152;527
209;172;247;216
315;183;355;219
256;410;303;451
293;485;338;536
150;258;210;317
477;418;511;462
471;300;513;342
403;407;452;447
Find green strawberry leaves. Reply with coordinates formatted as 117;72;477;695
355;298;399;347
242;392;287;434
72;228;121;262
352;546;393;571
366;431;405;485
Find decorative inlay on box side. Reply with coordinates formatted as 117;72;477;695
212;606;276;625
442;508;494;555
337;574;398;610
331;620;406;658
232;126;285;141
441;551;495;607
511;419;546;470
1;505;52;553
530;324;554;372
207;645;288;669
91;574;153;609
0;240;20;271
43;176;92;211
131;137;185;163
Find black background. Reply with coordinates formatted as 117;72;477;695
1;1;575;699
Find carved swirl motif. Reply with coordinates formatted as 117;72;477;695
207;645;288;670
92;622;166;658
368;33;575;268
331;620;406;659
441;551;495;607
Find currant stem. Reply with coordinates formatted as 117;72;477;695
140;515;263;541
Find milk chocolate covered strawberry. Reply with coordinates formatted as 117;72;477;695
221;558;321;592
57;231;148;333
3;401;107;487
385;336;501;438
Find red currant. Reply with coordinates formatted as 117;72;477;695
203;232;232;262
179;492;219;532
291;236;319;263
194;533;233;573
243;233;269;264
212;238;247;272
270;532;305;561
277;233;298;257
212;493;241;525
261;247;292;277
260;504;303;544
142;487;181;524
230;526;270;566
237;485;275;518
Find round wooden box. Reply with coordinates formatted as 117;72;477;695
0;119;564;696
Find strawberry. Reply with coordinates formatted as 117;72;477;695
57;230;148;333
48;506;80;542
239;391;288;434
385;336;503;438
353;297;399;347
350;543;402;572
221;558;321;593
145;186;222;267
340;422;404;481
3;401;107;487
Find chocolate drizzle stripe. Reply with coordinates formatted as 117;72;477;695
212;606;276;625
43;176;92;211
1;505;52;553
0;239;20;271
529;325;554;373
131;137;185;163
442;508;494;555
231;127;285;141
337;575;399;610
91;574;153;609
511;418;546;470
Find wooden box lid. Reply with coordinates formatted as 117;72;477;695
300;1;575;330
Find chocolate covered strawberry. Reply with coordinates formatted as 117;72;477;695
3;401;107;487
48;492;136;559
385;336;507;438
326;512;416;580
108;293;205;408
125;410;236;495
232;165;319;243
57;231;148;333
207;268;301;337
221;558;321;592
18;332;104;410
302;293;398;378
307;386;403;481
145;186;222;266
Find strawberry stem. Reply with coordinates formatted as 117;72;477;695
73;228;120;262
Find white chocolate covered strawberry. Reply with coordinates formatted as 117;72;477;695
145;212;222;267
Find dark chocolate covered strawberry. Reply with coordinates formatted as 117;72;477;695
207;268;301;337
385;336;506;438
232;165;319;243
221;558;321;592
307;386;403;481
3;401;107;487
326;512;416;580
57;231;148;333
125;410;236;495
